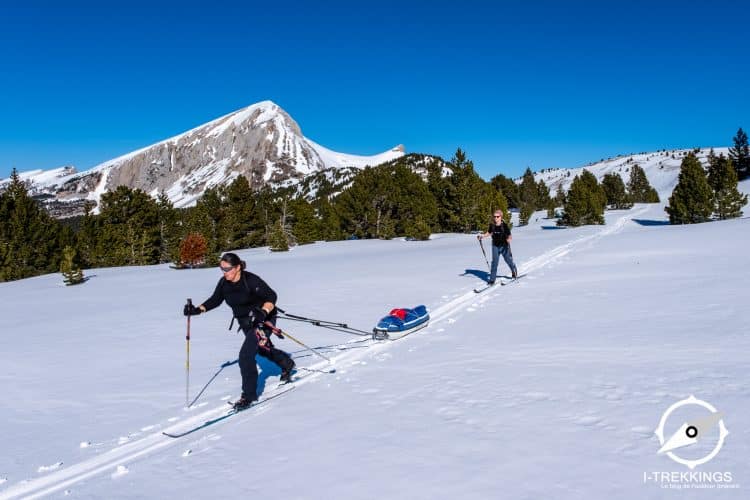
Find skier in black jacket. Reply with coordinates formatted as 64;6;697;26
477;210;518;285
183;252;295;409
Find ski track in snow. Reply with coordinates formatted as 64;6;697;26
429;206;647;325
0;208;646;500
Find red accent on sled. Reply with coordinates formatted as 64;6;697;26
389;308;408;320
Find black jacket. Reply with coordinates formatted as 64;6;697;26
202;271;277;318
487;221;512;247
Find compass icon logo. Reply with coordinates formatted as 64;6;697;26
654;395;729;469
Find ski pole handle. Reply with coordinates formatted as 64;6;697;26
186;298;192;341
186;298;192;407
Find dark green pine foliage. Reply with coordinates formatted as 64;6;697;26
288;197;320;245
559;170;606;226
335;161;437;239
706;149;721;191
334;166;391;238
708;153;747;220
519;204;534;226
60;245;85;285
601;172;633;209
444;149;490;233
517;168;538;225
665;153;714;224
627;165;660;203
94;186;162;266
246;186;277;248
536;180;551;211
0;169;68;281
155;191;181;264
729;127;750;180
538;180;556;218
74;201;102;269
549;185;566;218
315;198;344;241
222;175;256;250
404;215;432;240
490;173;520;209
186;187;229;259
268;218;290;251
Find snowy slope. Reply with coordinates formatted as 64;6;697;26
304;138;404;170
534;148;731;200
0;202;748;499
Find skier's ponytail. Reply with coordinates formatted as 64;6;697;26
220;252;245;270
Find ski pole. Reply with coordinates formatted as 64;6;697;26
478;237;491;272
263;321;333;363
275;308;371;336
185;298;192;407
187;359;238;408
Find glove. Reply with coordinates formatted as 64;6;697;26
251;307;268;328
477;234;482;240
184;304;202;316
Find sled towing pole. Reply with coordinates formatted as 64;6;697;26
263;322;332;363
185;298;192;407
478;238;491;272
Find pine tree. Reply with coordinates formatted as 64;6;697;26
519;168;538;212
580;170;607;213
559;170;605;226
335;161;438;238
268;219;290;251
405;215;432;240
551;185;566;218
60;245;85;285
519;203;534;226
194;187;229;253
289;197;319;245
729;127;750;180
156;192;180;264
706;149;722;192
96;186;161;266
0;168;65;281
316;199;343;241
74;201;101;269
490;173;520;208
711;156;747;220
536;180;551;211
601;172;633;209
627;165;660;203
223;175;256;249
665;153;714;224
448;149;487;233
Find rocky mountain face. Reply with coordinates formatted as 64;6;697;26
4;101;404;217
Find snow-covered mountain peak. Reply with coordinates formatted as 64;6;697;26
0;101;404;216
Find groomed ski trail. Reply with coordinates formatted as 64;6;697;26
0;360;329;500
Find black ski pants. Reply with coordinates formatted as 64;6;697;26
237;316;293;399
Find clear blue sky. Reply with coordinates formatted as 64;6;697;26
1;1;748;180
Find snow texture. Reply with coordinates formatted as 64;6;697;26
0;185;748;498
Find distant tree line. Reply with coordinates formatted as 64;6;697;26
0;149;512;282
2;126;747;282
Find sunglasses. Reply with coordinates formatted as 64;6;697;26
219;265;235;272
494;215;502;218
